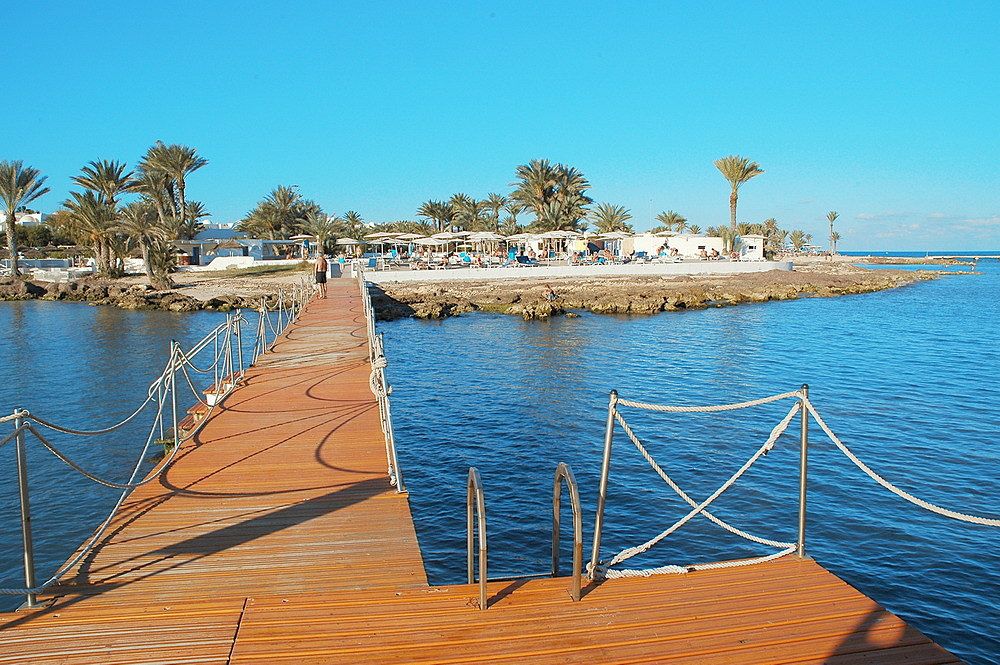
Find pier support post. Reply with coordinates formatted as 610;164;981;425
589;390;618;580
797;384;809;557
13;411;37;607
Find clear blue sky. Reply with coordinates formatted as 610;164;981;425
6;1;998;250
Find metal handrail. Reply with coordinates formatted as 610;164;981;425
552;462;583;601
467;467;488;610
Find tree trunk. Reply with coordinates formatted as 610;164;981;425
5;215;19;277
141;241;155;284
729;189;738;229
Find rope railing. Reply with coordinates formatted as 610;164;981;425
590;386;999;581
0;282;313;606
357;267;406;493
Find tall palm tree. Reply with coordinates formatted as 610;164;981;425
417;200;444;231
0;161;50;276
827;211;839;254
139;141;208;235
500;201;526;235
590;203;634;233
511;159;592;231
484;193;507;231
449;193;484;231
342;210;365;239
789;229;809;252
301;210;338;255
714;155;764;229
654;210;687;233
120;200;172;288
62;190;117;276
72;160;135;207
181;201;210;240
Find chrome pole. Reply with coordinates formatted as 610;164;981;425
156;376;164;442
797;384;809;557
235;312;244;379
226;314;235;387
588;390;618;580
170;342;179;447
213;325;219;390
13;411;37;607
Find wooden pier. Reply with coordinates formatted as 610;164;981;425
0;280;960;663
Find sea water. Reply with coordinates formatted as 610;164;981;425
1;261;997;663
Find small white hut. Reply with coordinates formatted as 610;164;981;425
739;234;766;261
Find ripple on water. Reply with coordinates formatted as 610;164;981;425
386;263;1000;665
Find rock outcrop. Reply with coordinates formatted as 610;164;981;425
370;266;945;321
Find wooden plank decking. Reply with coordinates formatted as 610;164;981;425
0;279;960;664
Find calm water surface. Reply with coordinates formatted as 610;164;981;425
1;262;998;663
384;260;999;664
0;303;263;604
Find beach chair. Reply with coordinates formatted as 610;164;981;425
516;255;539;267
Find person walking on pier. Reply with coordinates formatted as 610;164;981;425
315;253;329;298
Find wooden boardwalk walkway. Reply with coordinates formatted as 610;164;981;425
0;280;960;663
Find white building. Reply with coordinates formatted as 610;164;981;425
667;234;725;257
739;234;766;261
1;212;43;227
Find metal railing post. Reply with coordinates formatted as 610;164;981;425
213;325;219;389
797;384;809;557
588;390;618;580
467;467;488;610
235;313;245;379
170;342;179;447
226;314;236;386
13;411;37;607
156;377;164;442
552;462;583;601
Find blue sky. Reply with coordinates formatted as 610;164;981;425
6;1;998;250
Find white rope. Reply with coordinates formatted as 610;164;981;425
606;403;800;569
616;389;802;413
614;410;796;550
604;546;797;579
803;399;1000;527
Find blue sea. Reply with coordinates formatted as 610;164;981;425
1;256;998;663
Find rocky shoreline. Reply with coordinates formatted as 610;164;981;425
2;264;949;318
370;264;946;321
0;277;286;312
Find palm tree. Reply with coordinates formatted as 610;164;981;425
688;224;702;235
790;229;809;252
120;200;172;288
301;210;338;255
484;193;507;231
341;210;365;239
511;159;592;231
0;161;50;276
139;141;208;235
714;155;764;229
417;200;454;232
180;201;209;240
500;201;525;235
827;211;839;254
72;160;135;207
62;191;118;276
654;210;687;233
449;194;485;231
590;203;634;233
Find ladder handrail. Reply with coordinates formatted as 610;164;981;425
552;462;583;601
466;467;488;610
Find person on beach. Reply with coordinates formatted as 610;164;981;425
315;254;328;298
